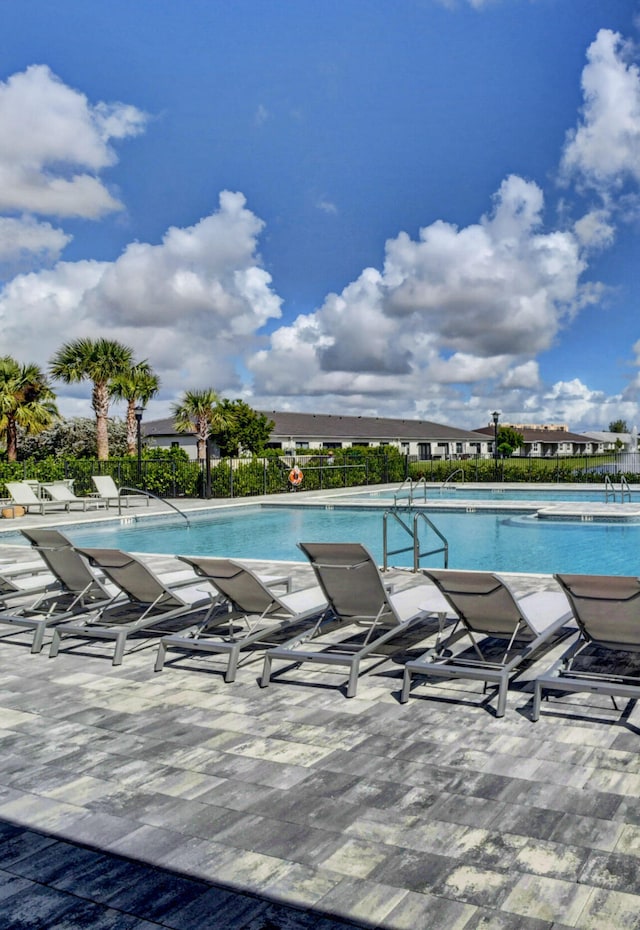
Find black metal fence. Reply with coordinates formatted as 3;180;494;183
0;450;408;499
410;452;640;484
2;450;638;500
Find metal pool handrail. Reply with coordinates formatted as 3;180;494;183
116;488;191;526
393;475;428;506
383;508;448;571
440;468;464;492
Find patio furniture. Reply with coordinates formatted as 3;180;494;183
400;569;573;717
43;483;107;511
49;547;212;665
532;573;640;721
91;476;149;507
0;529;114;653
155;556;328;682
260;542;452;698
4;482;68;515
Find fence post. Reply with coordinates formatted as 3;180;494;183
230;461;234;498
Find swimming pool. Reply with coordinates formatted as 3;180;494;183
11;504;640;576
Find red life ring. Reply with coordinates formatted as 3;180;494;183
288;467;303;487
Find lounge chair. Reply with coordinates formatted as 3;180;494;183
4;481;68;515
49;547;212;665
0;529;114;653
532;573;640;721
43;483;106;511
260;542;452;698
91;475;148;508
400;569;573;717
154;556;328;682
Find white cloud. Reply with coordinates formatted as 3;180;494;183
561;29;640;190
433;0;498;8
0;64;147;218
254;104;269;126
249;175;589;415
501;361;540;390
0;192;282;413
0;215;71;266
573;208;616;250
317;198;338;215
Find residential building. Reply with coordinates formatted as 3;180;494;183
143;411;492;460
474;424;599;457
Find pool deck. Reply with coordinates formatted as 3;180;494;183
1;496;640;928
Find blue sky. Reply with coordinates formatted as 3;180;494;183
0;0;639;432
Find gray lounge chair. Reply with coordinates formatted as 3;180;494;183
91;475;148;508
49;547;212;665
43;483;106;511
400;569;573;717
4;481;68;515
260;542;452;698
533;573;640;721
155;556;328;682
0;529;114;653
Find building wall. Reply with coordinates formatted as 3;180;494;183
148;434;491;459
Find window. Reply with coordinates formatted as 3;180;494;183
456;443;463;454
295;441;309;449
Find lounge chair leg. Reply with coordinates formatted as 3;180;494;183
399;668;412;704
260;653;272;688
496;679;508;718
225;647;239;683
154;641;167;672
31;621;47;654
112;634;126;666
346;660;360;698
49;629;61;658
531;681;542;721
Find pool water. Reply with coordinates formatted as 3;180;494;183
23;505;640;576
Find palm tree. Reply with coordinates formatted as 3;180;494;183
0;357;59;461
172;388;229;460
49;338;133;460
110;361;161;455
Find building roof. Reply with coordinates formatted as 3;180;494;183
583;430;634;443
474;426;594;443
260;411;488;441
143;411;489;442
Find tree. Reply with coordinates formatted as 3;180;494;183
49;338;133;460
19;417;129;459
497;426;524;457
609;419;628;433
109;361;160;455
0;357;58;461
172;388;229;460
213;400;274;456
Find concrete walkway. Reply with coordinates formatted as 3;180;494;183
0;501;639;928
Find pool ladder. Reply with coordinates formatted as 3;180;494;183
382;505;448;571
604;474;631;503
393;476;428;506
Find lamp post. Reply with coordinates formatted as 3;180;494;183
492;410;500;480
134;404;145;484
